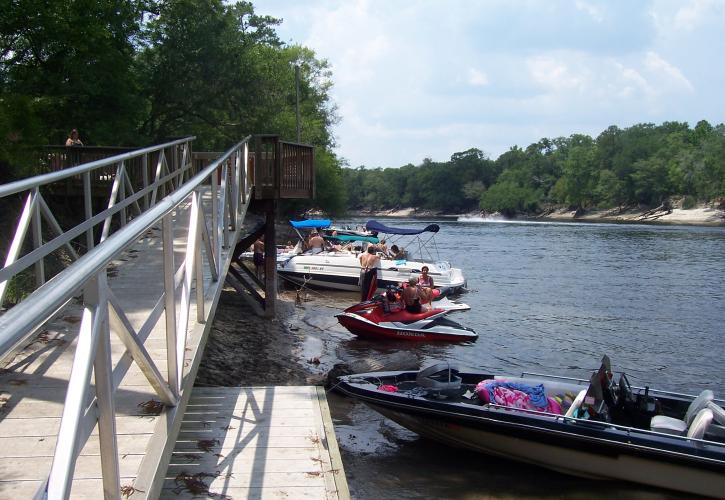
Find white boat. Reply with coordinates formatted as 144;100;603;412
277;219;467;293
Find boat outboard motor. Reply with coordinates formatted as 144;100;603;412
417;362;462;398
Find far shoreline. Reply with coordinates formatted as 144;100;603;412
347;203;725;227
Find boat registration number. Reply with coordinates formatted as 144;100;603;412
302;265;325;271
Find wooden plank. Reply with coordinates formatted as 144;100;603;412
174;434;325;450
162;471;327;489
0;454;143;481
160;486;328;500
0;415;158;437
316;386;350;500
0;434;153;457
164;386;346;499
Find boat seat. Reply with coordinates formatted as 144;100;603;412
564;389;587;418
706;402;725;439
650;389;714;435
707;401;725;424
687;408;714;440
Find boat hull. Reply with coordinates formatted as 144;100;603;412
335;366;725;499
278;253;467;293
371;404;725;497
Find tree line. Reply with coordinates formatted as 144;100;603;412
0;0;347;213
342;121;725;215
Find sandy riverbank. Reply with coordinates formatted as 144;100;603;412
535;204;725;225
357;202;725;226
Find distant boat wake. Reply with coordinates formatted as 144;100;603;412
457;215;508;223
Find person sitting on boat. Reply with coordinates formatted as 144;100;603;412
378;239;389;256
308;231;325;254
417;266;435;304
402;277;422;313
359;247;381;301
389;244;404;260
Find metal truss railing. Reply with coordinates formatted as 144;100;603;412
0;137;196;308
0;136;252;499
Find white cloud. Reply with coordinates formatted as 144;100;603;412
526;55;588;92
575;0;605;22
673;0;716;30
468;68;489;87
644;51;694;92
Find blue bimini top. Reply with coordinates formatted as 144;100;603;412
365;220;440;235
290;219;332;229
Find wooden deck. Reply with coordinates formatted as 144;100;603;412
161;386;349;499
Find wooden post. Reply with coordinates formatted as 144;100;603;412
263;199;276;317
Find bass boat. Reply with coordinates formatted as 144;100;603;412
335;356;725;497
335;292;476;342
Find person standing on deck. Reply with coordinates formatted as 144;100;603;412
65;128;83;146
359;246;381;301
252;237;265;279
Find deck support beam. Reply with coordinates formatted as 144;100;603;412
263;200;276;317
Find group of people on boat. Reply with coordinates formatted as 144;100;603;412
358;244;435;312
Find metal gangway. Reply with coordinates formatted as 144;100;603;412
0;136;255;498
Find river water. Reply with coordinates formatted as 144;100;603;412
302;218;725;499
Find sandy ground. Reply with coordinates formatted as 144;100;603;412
196;289;313;387
540;205;725;225
356;203;725;225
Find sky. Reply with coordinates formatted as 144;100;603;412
254;0;725;168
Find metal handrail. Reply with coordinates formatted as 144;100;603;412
0;136;248;356
0;137;194;198
0;135;252;499
0;137;197;306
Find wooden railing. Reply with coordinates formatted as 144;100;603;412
252;135;314;200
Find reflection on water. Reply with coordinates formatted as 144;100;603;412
298;220;725;499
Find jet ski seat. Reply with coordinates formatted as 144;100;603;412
650;389;714;435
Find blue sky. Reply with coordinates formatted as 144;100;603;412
254;0;725;168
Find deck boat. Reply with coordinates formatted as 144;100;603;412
277;219;467;293
335;356;725;497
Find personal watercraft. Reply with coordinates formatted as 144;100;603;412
335;292;476;342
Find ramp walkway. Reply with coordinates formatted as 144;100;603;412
0;136;333;499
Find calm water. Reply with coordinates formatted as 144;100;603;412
316;218;725;499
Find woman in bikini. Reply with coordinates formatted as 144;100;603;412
417;265;435;305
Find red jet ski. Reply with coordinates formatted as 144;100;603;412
335;294;477;342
